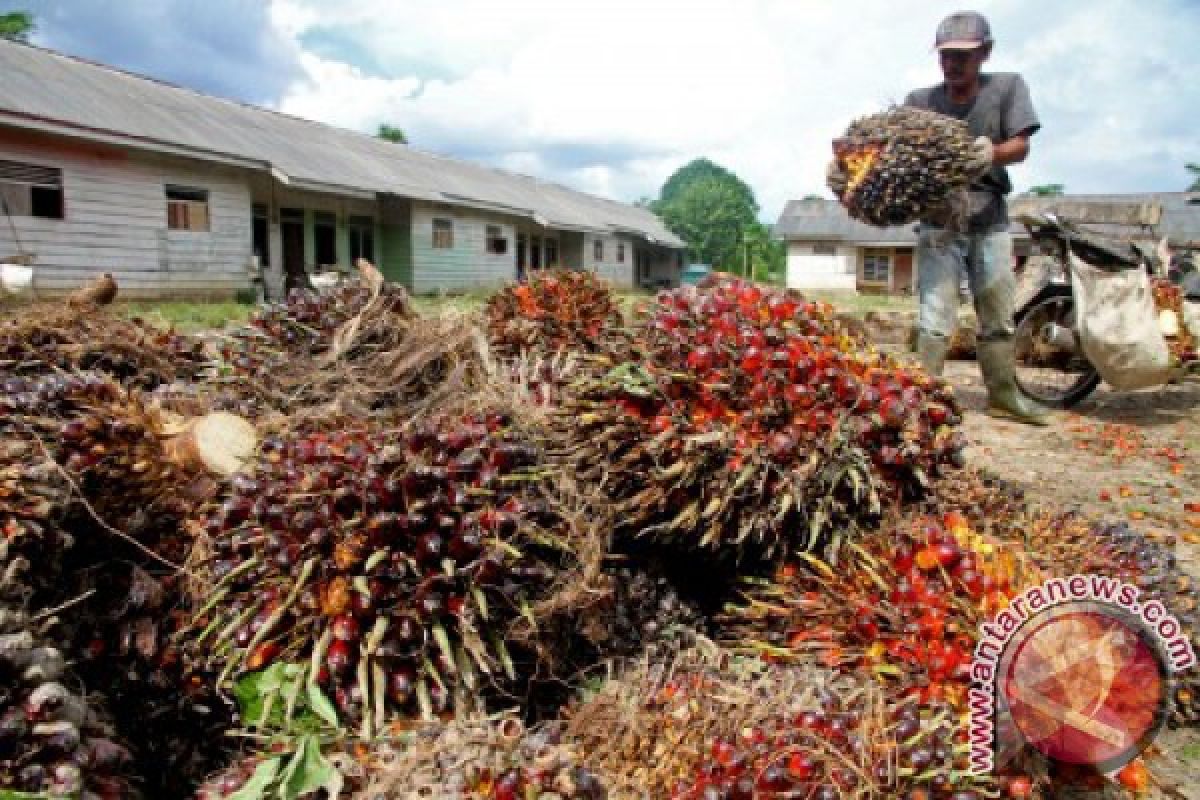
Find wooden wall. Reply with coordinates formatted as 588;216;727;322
0;129;253;298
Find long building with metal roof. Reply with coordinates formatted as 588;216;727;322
0;39;683;297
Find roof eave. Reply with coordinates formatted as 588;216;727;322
0;111;268;172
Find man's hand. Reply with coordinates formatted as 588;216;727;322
965;136;994;178
826;158;849;196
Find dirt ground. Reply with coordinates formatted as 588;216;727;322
943;360;1200;799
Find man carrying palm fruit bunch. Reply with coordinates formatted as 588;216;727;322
830;11;1049;425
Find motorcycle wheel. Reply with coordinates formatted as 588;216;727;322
1012;286;1102;408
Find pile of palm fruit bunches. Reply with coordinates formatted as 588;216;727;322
829;106;976;228
0;266;1196;799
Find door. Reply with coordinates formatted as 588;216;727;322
281;208;306;292
531;235;541;270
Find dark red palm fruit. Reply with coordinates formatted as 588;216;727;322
325;639;356;679
416;533;445;565
386;666;416;705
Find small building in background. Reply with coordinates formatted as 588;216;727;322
0;40;684;298
775;194;1200;295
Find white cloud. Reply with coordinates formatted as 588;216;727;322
268;0;1200;220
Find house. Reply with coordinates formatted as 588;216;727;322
0;40;684;298
775;193;1200;295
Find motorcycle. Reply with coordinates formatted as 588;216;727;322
1010;212;1200;408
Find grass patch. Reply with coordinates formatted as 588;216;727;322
1181;741;1200;762
115;301;256;334
806;290;917;316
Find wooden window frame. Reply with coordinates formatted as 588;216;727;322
0;160;64;220
593;239;604;262
861;248;892;285
485;224;507;255
165;185;210;232
544;238;559;267
617;242;626;263
432;218;454;249
812;242;837;256
313;211;337;267
348;216;375;264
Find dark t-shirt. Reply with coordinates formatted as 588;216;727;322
905;72;1040;231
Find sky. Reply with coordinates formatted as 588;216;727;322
14;0;1200;221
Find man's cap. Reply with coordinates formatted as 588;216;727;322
935;11;993;50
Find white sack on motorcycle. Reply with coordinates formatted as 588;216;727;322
1068;250;1173;391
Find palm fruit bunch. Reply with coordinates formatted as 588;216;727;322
0;607;133;797
830;106;975;227
1026;514;1200;727
485;269;629;359
1153;278;1197;363
562;276;964;561
565;649;996;800
0;371;195;539
724;508;1033;703
186;411;575;727
0;299;209;393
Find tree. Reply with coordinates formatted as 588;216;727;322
1026;183;1065;197
377;124;408;145
1187;163;1200;192
0;11;34;42
652;159;761;270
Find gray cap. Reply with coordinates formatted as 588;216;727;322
935;11;993;50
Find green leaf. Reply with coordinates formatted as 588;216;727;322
234;663;291;726
0;791;58;800
227;757;283;800
306;681;340;729
280;735;343;799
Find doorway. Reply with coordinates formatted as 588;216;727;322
280;208;307;292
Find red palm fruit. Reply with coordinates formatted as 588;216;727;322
880;394;908;428
326;639;355;678
1006;776;1033;798
740;347;765;373
926;402;950;426
416;533;445;565
786;752;815;781
711;738;736;766
756;764;791;792
687;347;715;371
892;541;915;573
767;431;798;463
447;529;483;562
935;540;963;568
331;614;360;642
247;642;280;671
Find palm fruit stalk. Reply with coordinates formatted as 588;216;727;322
829;106;975;228
213;263;488;421
185;411;575;726
560;276;964;562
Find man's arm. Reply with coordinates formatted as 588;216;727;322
992;131;1032;166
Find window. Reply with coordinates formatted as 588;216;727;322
812;242;837;256
348;216;375;263
617;242;626;263
314;211;337;266
862;249;892;284
486;225;507;255
165;185;209;231
593;239;604;261
0;160;64;219
432;218;454;249
544;238;559;267
252;203;270;267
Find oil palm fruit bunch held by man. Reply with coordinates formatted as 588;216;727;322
828;10;1050;426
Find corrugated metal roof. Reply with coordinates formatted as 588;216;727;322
0;40;684;248
775;193;1200;245
773;198;917;243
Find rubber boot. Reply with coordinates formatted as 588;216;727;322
916;331;950;378
977;338;1051;426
